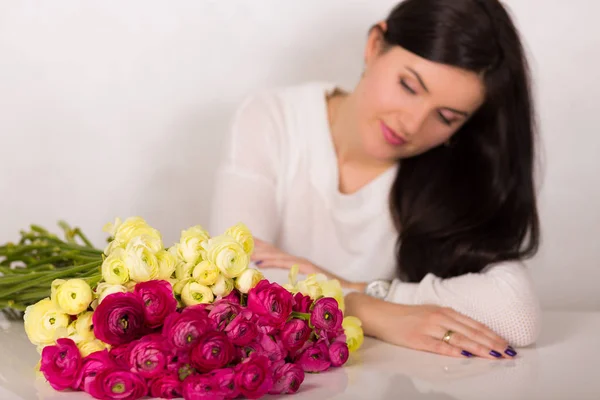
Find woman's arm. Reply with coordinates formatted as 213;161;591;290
209;92;284;241
381;262;541;347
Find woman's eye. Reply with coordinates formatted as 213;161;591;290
437;111;453;126
400;79;417;95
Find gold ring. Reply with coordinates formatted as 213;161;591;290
442;330;454;344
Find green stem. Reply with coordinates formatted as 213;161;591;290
0;301;26;312
291;311;311;320
0;260;101;298
73;228;95;248
7;289;51;303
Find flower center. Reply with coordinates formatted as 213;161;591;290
119;315;129;331
112;383;125;394
324;312;332;321
193;293;203;301
70;292;77;299
49;317;55;325
186;334;194;343
59;351;67;359
211;346;220;356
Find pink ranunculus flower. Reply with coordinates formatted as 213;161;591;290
234;353;274;399
40;338;83;391
256;333;287;363
109;343;132;369
296;339;331;373
93;292;146;346
166;350;195;381
191;331;235;373
280;319;311;353
163;307;214;351
78;350;115;393
149;373;182;399
292;292;313;313
309;297;343;333
247;280;294;329
221;289;241;305
224;310;258;346
88;369;147;400
269;362;305;395
328;341;350;367
134;280;177;329
208;301;241;331
128;334;170;379
182;374;223;400
210;368;238;399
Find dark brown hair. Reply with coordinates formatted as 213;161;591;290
384;0;540;282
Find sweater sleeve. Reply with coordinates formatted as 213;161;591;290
208;92;285;242
384;262;541;347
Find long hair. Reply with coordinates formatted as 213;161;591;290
383;0;540;282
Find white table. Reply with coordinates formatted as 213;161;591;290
0;311;598;400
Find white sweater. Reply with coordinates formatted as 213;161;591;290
209;81;541;347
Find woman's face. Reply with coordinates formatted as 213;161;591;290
353;24;486;163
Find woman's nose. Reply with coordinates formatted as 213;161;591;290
399;107;429;137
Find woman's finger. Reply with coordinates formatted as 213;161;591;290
435;316;512;359
436;330;501;360
442;307;510;349
418;336;464;358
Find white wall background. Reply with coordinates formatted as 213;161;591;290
0;0;598;310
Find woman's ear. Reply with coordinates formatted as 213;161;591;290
364;21;388;66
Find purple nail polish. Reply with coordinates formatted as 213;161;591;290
490;350;502;358
505;348;517;357
461;350;473;357
255;260;263;265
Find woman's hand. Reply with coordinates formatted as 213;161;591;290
345;292;516;359
251;239;364;290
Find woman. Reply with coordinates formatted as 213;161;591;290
209;0;541;359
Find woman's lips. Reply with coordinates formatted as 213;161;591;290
380;121;406;146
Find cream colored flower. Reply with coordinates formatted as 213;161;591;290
66;311;95;343
93;282;128;308
124;237;160;282
192;260;219;286
210;275;234;297
24;298;70;347
172;278;190;295
235;268;264;294
175;260;195;281
156;249;177;280
77;338;108;357
101;248;129;285
104;217;162;254
224;223;254;255
51;279;93;315
181;281;214;306
203;235;248;278
177;225;210;265
342;316;364;353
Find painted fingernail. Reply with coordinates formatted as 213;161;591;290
255;260;263;265
505;348;517;357
461;350;473;357
490;350;502;358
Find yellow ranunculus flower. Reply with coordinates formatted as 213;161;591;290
24;298;70;347
104;217;162;254
69;311;95;343
210;274;234;297
181;281;214;306
156;249;177;280
203;235;248;279
235;268;264;294
342;316;364;353
177;225;210;265
192;260;219;286
51;279;93;315
318;279;345;312
172;278;190;295
175;260;195;281
93;282;128;308
101;248;129;285
124;237;160;282
77;338;108;357
224;223;254;255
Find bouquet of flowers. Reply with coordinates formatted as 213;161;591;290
0;217;364;399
